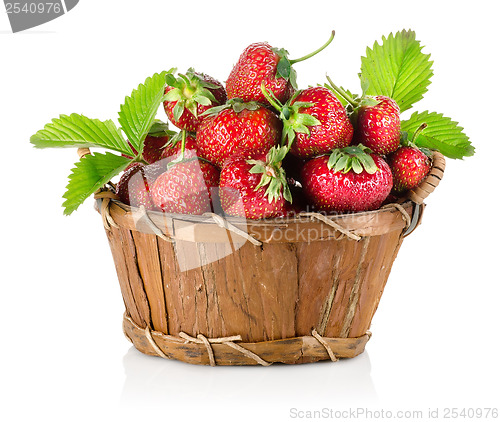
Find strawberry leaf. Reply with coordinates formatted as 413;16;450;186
30;114;132;155
118;71;169;155
360;29;433;113
401;111;475;159
62;152;132;215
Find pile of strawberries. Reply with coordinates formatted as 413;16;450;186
116;33;432;219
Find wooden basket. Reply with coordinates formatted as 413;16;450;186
96;151;445;366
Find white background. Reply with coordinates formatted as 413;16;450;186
1;1;499;421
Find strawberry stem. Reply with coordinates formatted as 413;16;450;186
411;123;428;145
260;82;283;112
180;129;187;161
289;30;335;64
325;75;357;107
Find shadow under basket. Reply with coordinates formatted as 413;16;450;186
95;151;445;366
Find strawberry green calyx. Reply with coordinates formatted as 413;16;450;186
327;144;379;174
247;146;293;204
274;30;336;90
399;123;434;159
164;68;221;121
147;119;177;138
260;84;320;148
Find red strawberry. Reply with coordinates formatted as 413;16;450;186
122;120;175;163
226;31;335;105
219;147;292;219
160;132;198;161
196;100;282;168
116;163;157;210
151;159;219;215
263;86;353;159
355;96;401;155
387;146;431;194
301;145;393;213
163;68;226;132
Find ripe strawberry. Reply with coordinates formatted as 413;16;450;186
263;86;353;159
387;146;431;194
301;145;393;213
151;159;219;215
116;163;157;210
196;100;282;168
219;146;292;219
122;120;176;163
160;132;198;161
163;68;226;132
355;96;401;155
226;31;335;105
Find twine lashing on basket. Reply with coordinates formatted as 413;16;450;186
142;326;344;366
381;203;412;229
136;205;173;242
94;189;120;230
299;212;362;241
203;212;263;246
178;332;271;366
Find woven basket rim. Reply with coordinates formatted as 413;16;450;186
94;151;445;242
99;151;444;224
105;197;413;225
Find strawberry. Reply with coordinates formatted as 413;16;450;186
163;68;226;132
388;146;431;194
122;120;176;164
355;95;401;155
160;132;198;161
151;159;220;215
301;145;393;213
226;31;335;106
219;146;292;219
116;163;158;210
263;85;353;159
387;123;432;194
196;100;282;168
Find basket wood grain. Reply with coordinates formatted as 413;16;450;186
98;151;445;365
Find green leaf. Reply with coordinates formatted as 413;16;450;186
30;114;132;155
360;29;433;113
118;71;168;154
62;152;132;215
401;111;475;159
